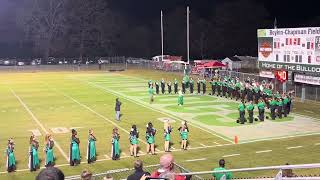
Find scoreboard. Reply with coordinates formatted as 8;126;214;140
257;27;320;74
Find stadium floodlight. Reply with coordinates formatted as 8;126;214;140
161;10;164;62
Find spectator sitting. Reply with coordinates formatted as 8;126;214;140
81;169;92;180
282;163;295;177
103;174;114;180
127;160;150;180
212;159;232;180
151;153;187;180
36;167;65;180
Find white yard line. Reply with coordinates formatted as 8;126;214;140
222;154;240;158
185;158;207;162
255;150;272;154
315;143;320;146
200;143;207;147
286;146;303;150
104;155;111;159
11;89;69;161
121;152;128;156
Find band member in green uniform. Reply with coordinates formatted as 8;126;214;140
163;120;172;152
235;79;241;101
155;81;160;95
202;78;207;94
70;129;81;166
178;90;184;106
253;85;260;104
257;98;265;121
111;127;120;160
210;79;215;95
174;78;178;94
29;134;40;171
148;85;155;104
167;81;172;94
44;134;55;167
247;101;254;123
277;97;283;119
197;78;201;94
283;95;289;117
238;101;246;124
146;122;156;155
189;78;194;94
87;130;97;164
129;125;139;157
182;80;186;94
217;79;222;97
6;138;16;172
269;97;277;120
178;121;189;150
240;85;246;102
161;78;165;94
222;80;227;97
148;80;152;88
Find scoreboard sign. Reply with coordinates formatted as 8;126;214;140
257;27;320;73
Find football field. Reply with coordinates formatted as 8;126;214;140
0;70;319;179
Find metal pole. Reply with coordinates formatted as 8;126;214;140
186;6;190;67
161;10;164;62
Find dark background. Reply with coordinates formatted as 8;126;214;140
0;0;319;60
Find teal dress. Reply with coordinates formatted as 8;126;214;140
87;135;96;163
70;137;80;166
180;128;189;140
29;143;40;171
45;140;55;167
6;144;16;172
112;134;120;160
130;130;139;145
146;128;156;144
164;127;172;141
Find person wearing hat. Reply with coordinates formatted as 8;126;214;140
174;78;178;94
283;94;289;117
257;98;265;121
182;80;186;94
146;122;156;155
178;120;189;150
164;120;172;152
148;85;155;104
151;154;187;180
6;138;16;172
70;129;81;166
247;101;254;123
238;101;246;124
87;129;97;164
161;78;165;94
148;80;153;88
44;134;55;167
277;97;283;119
167;81;172;94
111;127;120;160
235;79;241;101
189;77;194;94
129;125;139;157
178;90;184;106
155;81;160;95
212;159;232;180
197;78;201;94
29;134;40;171
269;97;277;120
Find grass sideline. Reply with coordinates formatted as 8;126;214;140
0;70;318;179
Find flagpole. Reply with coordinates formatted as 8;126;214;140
186;6;190;70
161;10;164;61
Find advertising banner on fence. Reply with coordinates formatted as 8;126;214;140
257;27;320;72
259;70;275;78
294;74;320;85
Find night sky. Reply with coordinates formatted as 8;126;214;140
109;0;319;27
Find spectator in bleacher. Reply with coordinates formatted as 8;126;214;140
151;153;186;180
81;169;92;180
36;167;64;180
212;159;232;180
127;160;150;180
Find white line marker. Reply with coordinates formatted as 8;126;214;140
214;142;220;145
286;146;303;149
200;143;207;147
104;155;111;159
315;143;320;146
185;158;207;162
171;146;176;150
255;150;272;154
121;152;127;156
11;89;69;161
222;154;240;158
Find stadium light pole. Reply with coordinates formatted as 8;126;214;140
186;6;190;70
161;10;164;61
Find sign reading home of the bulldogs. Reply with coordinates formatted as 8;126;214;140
259;61;320;73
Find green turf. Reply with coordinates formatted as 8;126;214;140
0;70;318;179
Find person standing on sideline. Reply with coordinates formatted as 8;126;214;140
70;129;80;166
212;159;233;180
178;121;189;150
163;120;172;152
115;98;121;121
111;127;120;160
257;98;265;121
29;134;40;171
146;122;156;155
148;85;155;104
238;100;246;124
129;125;139;157
161;78;165;94
247;101;254;123
182;80;186;94
197;78;201;94
174;78;178;94
277;97;283;119
189;77;194;94
44;134;55;167
178;90;184;106
155;81;160;95
283;94;289;117
167;81;172;94
269;97;277;120
6;138;16;172
202;78;207;95
87;129;97;164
